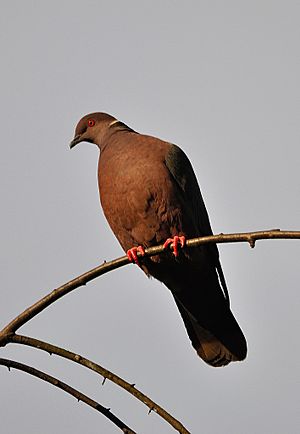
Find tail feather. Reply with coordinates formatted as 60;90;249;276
144;257;247;367
174;298;245;367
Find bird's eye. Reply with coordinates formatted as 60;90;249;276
88;119;95;127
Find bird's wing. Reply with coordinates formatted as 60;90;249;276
165;144;214;238
165;143;230;304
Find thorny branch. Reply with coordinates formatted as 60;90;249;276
0;229;299;433
0;358;136;434
1;229;299;342
10;334;189;434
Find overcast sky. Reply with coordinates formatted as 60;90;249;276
0;1;299;433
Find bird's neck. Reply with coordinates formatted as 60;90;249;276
96;121;137;151
110;120;135;133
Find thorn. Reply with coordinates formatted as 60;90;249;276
130;383;135;388
48;351;52;356
102;377;106;385
103;260;107;264
249;238;256;248
77;398;80;402
148;408;153;414
7;366;10;372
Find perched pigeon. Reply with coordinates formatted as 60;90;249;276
70;112;247;367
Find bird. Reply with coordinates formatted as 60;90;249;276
70;112;247;367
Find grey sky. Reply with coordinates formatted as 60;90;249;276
0;1;299;433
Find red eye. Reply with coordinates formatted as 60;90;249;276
88;119;95;127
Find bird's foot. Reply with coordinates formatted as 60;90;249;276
163;236;186;257
127;246;145;266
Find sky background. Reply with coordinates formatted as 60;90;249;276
0;1;299;433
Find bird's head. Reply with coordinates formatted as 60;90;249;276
70;112;118;149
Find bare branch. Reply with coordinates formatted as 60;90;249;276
0;229;298;433
10;334;190;434
0;229;299;343
0;357;136;434
185;229;300;249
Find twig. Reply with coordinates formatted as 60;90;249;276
186;229;300;249
10;334;190;434
0;229;299;343
0;357;136;434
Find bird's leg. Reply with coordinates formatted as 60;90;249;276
163;235;186;257
127;246;145;266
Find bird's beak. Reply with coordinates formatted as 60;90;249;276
69;134;82;149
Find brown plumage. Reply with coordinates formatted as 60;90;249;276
70;112;247;367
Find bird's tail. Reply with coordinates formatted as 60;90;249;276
161;262;247;367
174;297;246;367
145;257;247;367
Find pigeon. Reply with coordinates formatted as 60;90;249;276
70;112;247;367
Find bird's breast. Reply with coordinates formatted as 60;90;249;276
97;143;185;250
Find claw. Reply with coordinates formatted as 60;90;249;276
127;245;145;266
163;235;186;257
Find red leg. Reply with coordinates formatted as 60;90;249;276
127;245;145;266
163;235;186;257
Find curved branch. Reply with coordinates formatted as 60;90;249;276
10;334;190;434
0;357;136;434
0;229;298;433
0;229;299;342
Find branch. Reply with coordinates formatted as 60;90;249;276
0;357;136;434
0;229;299;343
186;229;300;249
10;334;190;434
0;229;298;433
